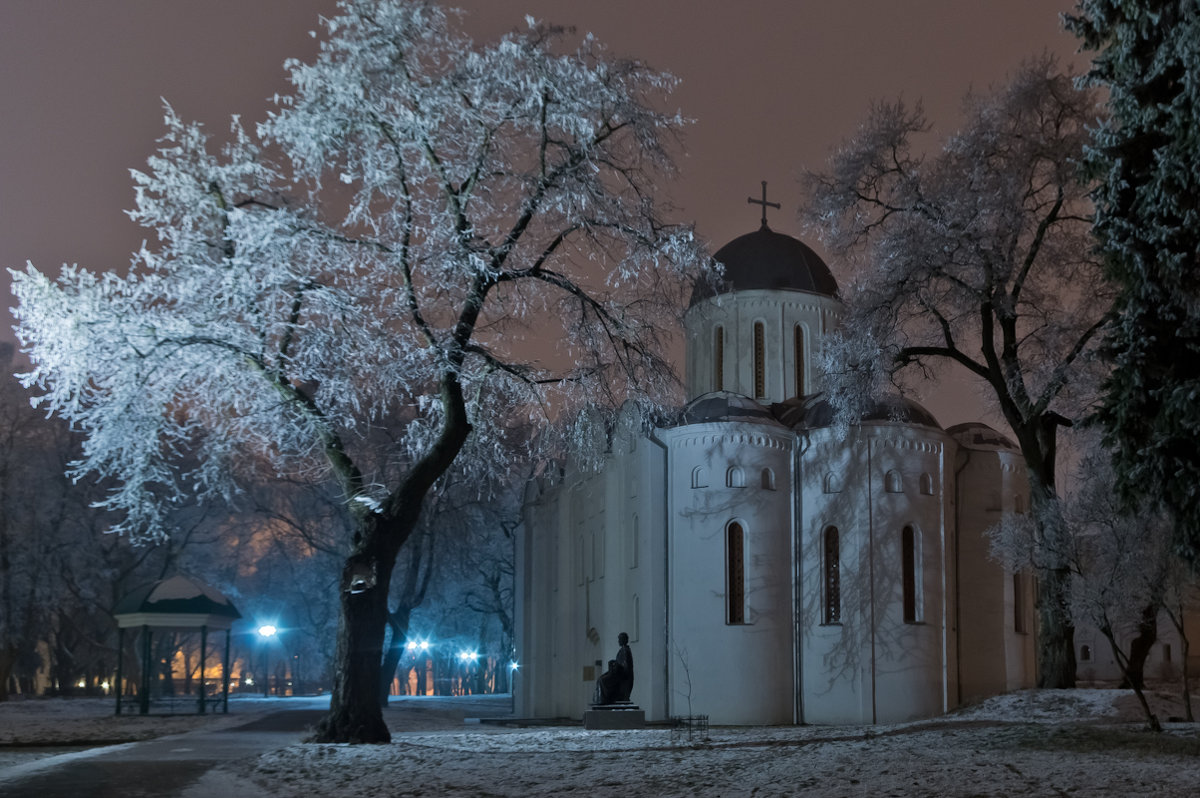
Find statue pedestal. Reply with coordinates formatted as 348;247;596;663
584;702;645;730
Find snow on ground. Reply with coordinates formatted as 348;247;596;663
236;689;1200;798
3;689;1199;796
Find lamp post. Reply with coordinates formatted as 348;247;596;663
257;625;277;697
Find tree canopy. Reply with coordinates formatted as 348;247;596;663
1067;0;1200;565
11;0;709;742
801;59;1107;688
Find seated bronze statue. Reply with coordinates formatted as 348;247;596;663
592;632;634;705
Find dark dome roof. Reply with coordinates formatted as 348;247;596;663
774;394;942;432
690;225;839;307
677;391;780;426
947;422;1018;452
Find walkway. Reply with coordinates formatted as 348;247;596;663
0;700;327;798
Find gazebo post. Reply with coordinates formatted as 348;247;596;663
114;626;124;716
139;625;152;716
198;625;208;715
222;628;232;713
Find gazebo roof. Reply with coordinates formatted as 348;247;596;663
113;574;242;630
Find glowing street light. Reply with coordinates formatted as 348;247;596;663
258;625;277;697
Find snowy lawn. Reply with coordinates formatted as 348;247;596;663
3;690;1198;796
0;694;286;746
236;689;1200;797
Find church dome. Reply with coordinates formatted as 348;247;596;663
947;422;1019;452
690;225;839;307
678;391;781;426
775;393;942;431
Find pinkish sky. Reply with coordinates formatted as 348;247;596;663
0;1;1082;426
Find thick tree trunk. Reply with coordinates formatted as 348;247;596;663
1036;566;1076;688
312;544;395;743
1119;603;1158;690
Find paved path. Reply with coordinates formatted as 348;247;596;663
0;708;324;798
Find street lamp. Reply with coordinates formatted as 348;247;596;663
258;625;277;697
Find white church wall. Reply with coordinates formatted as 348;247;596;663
659;421;795;724
955;444;1036;702
799;434;874;724
684;291;840;402
798;425;956;724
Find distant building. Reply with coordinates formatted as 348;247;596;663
515;218;1038;724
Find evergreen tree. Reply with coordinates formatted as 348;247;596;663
1068;1;1200;562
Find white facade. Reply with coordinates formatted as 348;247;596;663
516;224;1037;724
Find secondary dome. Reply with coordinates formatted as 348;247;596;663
691;225;839;307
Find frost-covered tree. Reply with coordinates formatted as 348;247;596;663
11;0;708;742
801;60;1108;689
1066;2;1200;565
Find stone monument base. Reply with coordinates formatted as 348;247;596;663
583;702;645;730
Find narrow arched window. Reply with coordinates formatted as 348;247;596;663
919;472;934;496
727;522;745;624
714;325;724;392
823;526;841;625
902;525;919;623
727;466;745;488
691;466;708;489
761;468;775;490
823;473;842;494
885;469;903;493
753;321;765;398
1080;644;1092;662
794;324;806;396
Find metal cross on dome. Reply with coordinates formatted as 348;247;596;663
748;180;781;228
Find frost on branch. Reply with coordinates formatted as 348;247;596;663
10;0;712;543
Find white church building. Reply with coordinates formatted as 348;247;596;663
514;215;1037;725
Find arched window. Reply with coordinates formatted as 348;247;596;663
727;522;746;624
794;324;806;396
727;466;745;488
919;472;934;496
714;325;724;392
823;473;842;494
885;469;903;493
823;526;841;625
761;467;775;490
753;321;766;398
902;525;920;623
691;466;708;489
1080;644;1092;662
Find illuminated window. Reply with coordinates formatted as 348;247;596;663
902;525;920;623
753;321;765;398
727;522;746;624
823;526;841;625
714;326;724;392
794;324;806;396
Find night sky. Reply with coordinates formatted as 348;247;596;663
0;0;1081;425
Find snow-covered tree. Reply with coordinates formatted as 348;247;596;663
11;0;708;742
801;59;1108;688
1066;2;1200;566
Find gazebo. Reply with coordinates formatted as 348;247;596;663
112;574;242;715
